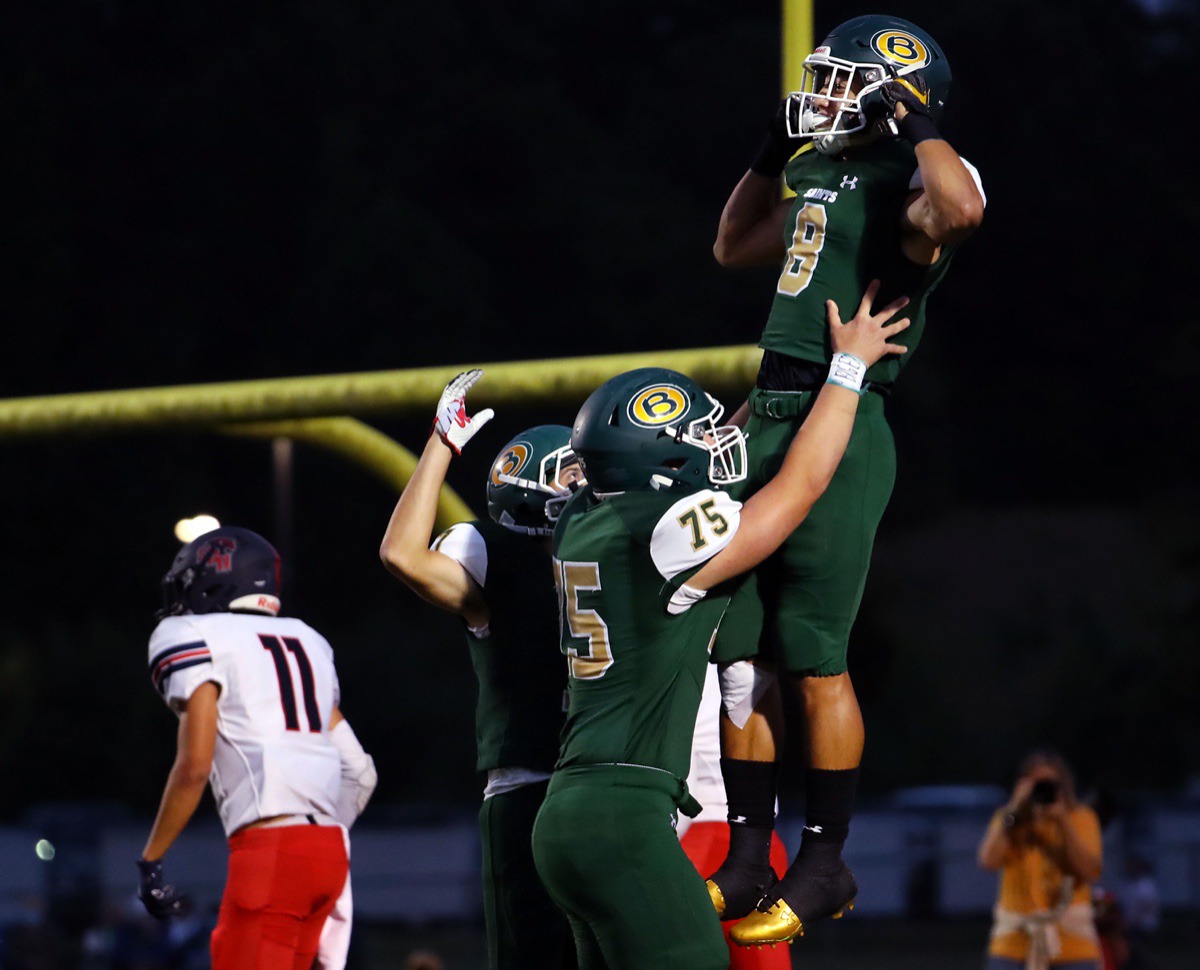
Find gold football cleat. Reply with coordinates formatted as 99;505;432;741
730;897;805;947
705;879;727;918
730;897;855;947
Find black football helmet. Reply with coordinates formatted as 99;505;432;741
570;367;746;495
787;15;952;155
158;526;282;618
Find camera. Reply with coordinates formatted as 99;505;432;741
1031;779;1059;805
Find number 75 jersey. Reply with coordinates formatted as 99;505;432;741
148;613;343;836
551;486;742;781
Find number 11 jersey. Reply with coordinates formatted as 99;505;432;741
148;613;343;835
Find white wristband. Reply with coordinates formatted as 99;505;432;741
827;353;868;394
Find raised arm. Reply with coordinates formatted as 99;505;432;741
379;371;492;627
713;173;793;268
881;92;984;264
688;282;909;590
713;101;804;268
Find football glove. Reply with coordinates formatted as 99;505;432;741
861;73;930;121
749;99;807;178
432;369;495;455
860;74;940;145
136;858;190;921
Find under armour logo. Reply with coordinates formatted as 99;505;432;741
803;824;824;834
839;176;859;190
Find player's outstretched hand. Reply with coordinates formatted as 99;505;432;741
136;858;191;921
826;279;910;369
432;369;495;455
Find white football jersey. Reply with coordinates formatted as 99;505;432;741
148;612;343;836
680;663;727;834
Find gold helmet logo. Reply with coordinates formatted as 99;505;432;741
870;30;930;69
491;442;532;487
627;384;689;427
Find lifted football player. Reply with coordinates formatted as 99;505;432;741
380;372;580;970
140;526;376;967
708;14;986;946
529;282;909;970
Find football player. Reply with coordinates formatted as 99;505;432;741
528;282;910;970
139;526;375;967
379;374;580;970
708;14;986;946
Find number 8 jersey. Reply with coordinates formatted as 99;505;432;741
148;613;343;835
764;139;984;388
551;486;742;780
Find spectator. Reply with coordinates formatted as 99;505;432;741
978;749;1103;970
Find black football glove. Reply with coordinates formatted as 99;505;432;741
749;99;807;178
860;74;941;145
136;858;191;921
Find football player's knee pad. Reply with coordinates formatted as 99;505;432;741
718;661;777;730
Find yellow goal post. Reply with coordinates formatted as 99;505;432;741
0;344;762;531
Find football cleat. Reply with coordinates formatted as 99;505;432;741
730;863;857;947
705;865;778;921
706;878;727;917
730;897;805;947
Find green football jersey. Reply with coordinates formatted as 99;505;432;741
761;139;964;386
551;485;742;780
432;519;566;774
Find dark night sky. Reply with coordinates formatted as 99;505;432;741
1;0;1198;818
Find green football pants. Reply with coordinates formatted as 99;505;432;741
480;780;575;970
532;766;727;970
713;386;895;675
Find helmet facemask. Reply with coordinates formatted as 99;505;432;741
787;55;903;155
668;393;747;488
496;443;583;533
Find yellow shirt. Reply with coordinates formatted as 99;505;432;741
987;804;1102;962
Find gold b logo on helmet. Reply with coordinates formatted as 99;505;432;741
628;385;689;427
870;30;930;69
491;442;532;487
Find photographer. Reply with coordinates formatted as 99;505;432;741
978;750;1104;970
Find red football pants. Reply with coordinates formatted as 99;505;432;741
679;821;792;970
211;823;349;970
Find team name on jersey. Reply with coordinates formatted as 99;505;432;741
803;187;839;203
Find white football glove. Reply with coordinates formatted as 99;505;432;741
432;369;495;455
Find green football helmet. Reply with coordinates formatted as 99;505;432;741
570;368;746;495
486;425;580;536
786;14;952;155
